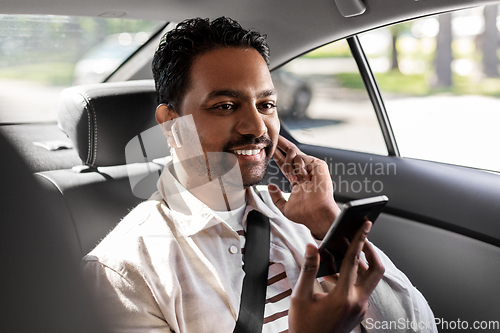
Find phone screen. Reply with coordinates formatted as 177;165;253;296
316;195;388;276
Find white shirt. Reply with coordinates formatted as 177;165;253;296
82;162;437;333
215;202;293;333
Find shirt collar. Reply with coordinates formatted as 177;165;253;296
156;161;223;237
155;160;278;237
242;185;279;230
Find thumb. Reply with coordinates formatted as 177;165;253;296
268;184;287;214
292;244;320;301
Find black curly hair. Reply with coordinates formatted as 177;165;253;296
152;17;270;113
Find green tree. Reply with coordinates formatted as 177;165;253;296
388;22;412;71
482;5;499;78
435;13;453;87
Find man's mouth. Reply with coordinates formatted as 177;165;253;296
224;135;273;162
232;148;263;156
228;146;267;162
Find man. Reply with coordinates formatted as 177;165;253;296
83;17;436;333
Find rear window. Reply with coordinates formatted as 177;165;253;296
0;15;163;123
360;5;500;172
274;39;388;156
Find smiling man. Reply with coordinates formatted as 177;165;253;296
82;17;437;333
154;44;278;209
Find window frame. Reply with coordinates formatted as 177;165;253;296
346;35;400;157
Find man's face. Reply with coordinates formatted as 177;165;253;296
175;47;279;188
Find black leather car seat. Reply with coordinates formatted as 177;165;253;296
35;80;169;260
0;131;107;332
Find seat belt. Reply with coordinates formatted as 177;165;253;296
234;188;365;332
233;210;270;333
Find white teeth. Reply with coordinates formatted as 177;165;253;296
234;149;261;156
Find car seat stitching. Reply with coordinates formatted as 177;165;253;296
77;91;92;166
82;92;98;166
87;106;92;165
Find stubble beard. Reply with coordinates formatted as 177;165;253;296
175;129;274;191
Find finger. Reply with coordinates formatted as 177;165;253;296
357;240;385;293
272;145;286;166
274;145;299;184
272;144;296;182
284;146;298;176
319;248;337;276
276;136;315;166
356;257;369;279
323;273;339;285
305;159;328;182
276;135;301;154
277;136;313;170
341;238;369;281
337;221;372;292
274;136;316;183
293;244;321;301
268;184;287;215
293;154;309;181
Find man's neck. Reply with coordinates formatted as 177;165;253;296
170;157;246;211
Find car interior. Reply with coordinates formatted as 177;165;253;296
2;0;500;332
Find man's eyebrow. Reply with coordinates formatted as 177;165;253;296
206;89;244;100
257;89;277;99
205;89;277;101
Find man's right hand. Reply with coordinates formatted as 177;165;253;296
288;221;385;333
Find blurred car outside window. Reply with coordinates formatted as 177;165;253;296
273;39;388;156
0;15;164;123
360;5;500;172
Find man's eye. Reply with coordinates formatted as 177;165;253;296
260;102;276;112
216;104;235;110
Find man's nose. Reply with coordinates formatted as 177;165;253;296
236;105;267;138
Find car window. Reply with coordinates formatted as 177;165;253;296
0;15;164;123
360;5;500;172
273;39;388;156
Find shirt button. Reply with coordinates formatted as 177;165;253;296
229;246;238;254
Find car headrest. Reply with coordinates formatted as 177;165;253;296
58;80;159;167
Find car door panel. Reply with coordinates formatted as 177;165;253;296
297;142;500;245
371;213;500;331
283;131;500;331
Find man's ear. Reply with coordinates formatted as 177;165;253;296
155;103;179;126
155;104;181;148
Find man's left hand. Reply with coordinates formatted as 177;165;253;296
268;135;340;239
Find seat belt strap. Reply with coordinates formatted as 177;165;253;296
233;210;270;333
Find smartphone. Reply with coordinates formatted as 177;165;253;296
316;195;389;276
